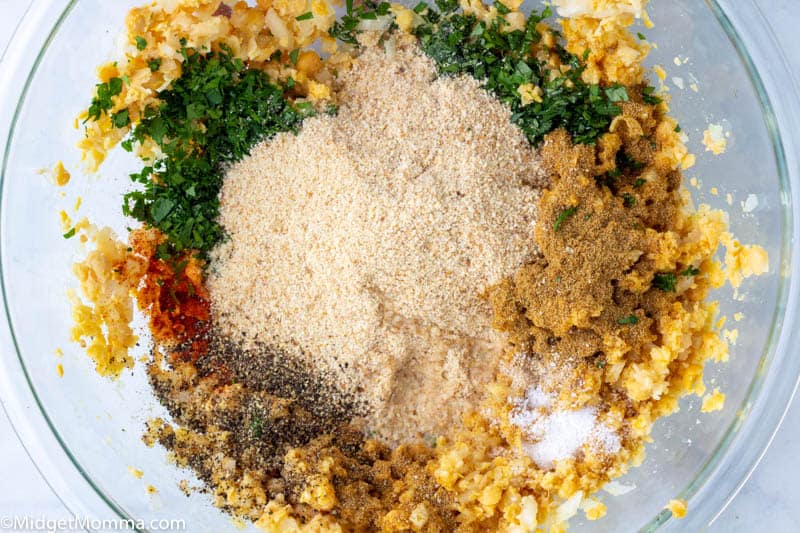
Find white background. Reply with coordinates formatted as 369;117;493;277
0;0;798;531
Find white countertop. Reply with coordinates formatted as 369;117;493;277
0;0;798;531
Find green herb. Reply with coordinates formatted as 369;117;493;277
637;32;646;40
296;11;314;20
633;178;646;188
411;6;622;145
642;85;662;105
681;265;701;276
111;109;130;128
105;45;309;255
584;213;592;221
653;272;677;292
330;0;395;45
249;414;264;438
135;36;147;50
148;58;162;72
554;206;578;232
86;77;124;122
63;228;77;239
596;357;606;369
617;315;639;325
605;84;629;102
413;1;429;13
617;151;645;171
289;48;300;65
674;124;682;133
495;1;510;15
622;193;636;207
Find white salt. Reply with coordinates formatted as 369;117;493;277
510;387;621;469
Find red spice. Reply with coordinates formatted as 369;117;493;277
129;229;211;362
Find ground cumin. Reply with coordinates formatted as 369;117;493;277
487;101;692;407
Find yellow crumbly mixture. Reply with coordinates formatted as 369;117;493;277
77;0;337;171
67;0;770;531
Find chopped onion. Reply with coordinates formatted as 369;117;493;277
357;15;394;32
554;491;583;524
603;480;637;496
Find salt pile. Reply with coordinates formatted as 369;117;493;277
509;386;621;469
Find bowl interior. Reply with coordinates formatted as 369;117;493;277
0;1;788;531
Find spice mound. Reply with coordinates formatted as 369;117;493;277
208;38;546;443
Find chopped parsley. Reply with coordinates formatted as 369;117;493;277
617;151;645;171
249;414;264;438
414;1;429;13
86;77;123;122
653;272;677;292
633;178;646;188
554;206;578;232
637;32;646;40
617;315;639;325
681;265;701;277
135;36;147;50
642;85;662;105
104;45;311;255
622;193;636;207
674;124;682;133
63;228;77;239
289;48;300;65
111;109;130;128
295;11;314;20
605;85;629;103
148;58;162;72
330;0;395;45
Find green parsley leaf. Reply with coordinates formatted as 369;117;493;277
605;85;629;102
554;206;578;232
622;193;636;207
135;36;147;50
296;11;314;20
653;272;677;292
642;85;662;105
681;266;701;277
63;228;77;239
148;58;162;72
111;109;130;128
637;32;646;40
289;48;300;65
633;178;646;188
249;414;264;438
674;124;682;133
413;1;429;13
617;315;639;325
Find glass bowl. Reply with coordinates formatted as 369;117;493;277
0;1;798;531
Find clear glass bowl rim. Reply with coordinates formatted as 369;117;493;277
0;0;798;531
